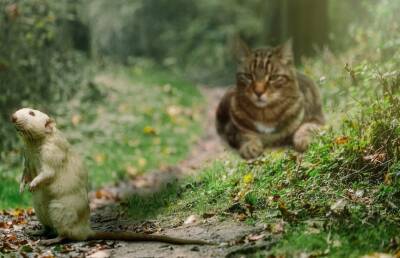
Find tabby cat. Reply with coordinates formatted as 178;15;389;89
216;38;325;159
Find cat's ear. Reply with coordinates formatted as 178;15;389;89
276;39;294;65
232;36;251;63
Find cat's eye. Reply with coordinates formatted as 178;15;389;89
237;73;252;85
269;75;287;84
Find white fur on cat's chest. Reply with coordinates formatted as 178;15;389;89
254;122;276;134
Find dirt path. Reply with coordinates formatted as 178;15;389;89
87;86;277;258
89;86;226;208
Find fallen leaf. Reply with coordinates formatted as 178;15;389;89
95;190;114;200
363;153;386;165
138;158;147;168
71;114;81;126
167;105;182;117
94;153;106;165
125;165;138;177
143;126;157;135
334;136;349;145
243;173;254;184
87;250;111;258
236;213;247;221
247;233;265;241
39;251;55;258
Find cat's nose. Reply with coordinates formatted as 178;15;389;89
254;91;263;98
11;113;17;123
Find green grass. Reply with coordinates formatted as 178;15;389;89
122;41;400;256
0;67;203;209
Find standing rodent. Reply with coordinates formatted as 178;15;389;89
216;38;325;159
11;108;213;246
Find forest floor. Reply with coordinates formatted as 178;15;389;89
1;73;280;257
2;67;400;258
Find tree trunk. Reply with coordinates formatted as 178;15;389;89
286;0;329;61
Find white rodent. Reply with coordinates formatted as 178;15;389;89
11;108;212;246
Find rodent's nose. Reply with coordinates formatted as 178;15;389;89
11;114;17;123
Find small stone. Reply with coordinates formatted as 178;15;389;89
184;215;199;225
190;246;200;252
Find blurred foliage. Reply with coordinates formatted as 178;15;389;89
0;0;88;153
87;0;380;84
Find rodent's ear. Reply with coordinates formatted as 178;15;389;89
45;118;56;134
276;39;294;65
232;35;251;63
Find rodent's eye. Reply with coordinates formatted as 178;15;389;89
29;111;35;116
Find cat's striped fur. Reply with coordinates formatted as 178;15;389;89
216;38;324;159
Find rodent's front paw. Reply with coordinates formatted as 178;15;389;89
29;181;38;192
239;140;264;159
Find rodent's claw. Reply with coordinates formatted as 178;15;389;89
29;182;38;192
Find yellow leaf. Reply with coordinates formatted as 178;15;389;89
125;165;138;177
143;126;157;135
138;158;147;168
243;173;254;184
71;114;81;126
94;153;106;164
167;105;182;117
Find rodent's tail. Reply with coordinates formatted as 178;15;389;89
88;231;215;245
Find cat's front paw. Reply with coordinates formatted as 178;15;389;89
293;134;311;152
239;139;264;159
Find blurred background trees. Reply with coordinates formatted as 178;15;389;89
1;0;399;153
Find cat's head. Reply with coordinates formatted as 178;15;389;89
233;38;299;108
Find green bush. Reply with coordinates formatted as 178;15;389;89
0;0;87;153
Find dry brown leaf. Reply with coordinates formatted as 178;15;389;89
71;114;82;126
87;250;111;258
236;213;247;221
95;190;114;200
247;233;265;241
334;136;349;145
363;153;386;165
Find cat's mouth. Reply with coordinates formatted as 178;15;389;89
253;99;268;107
